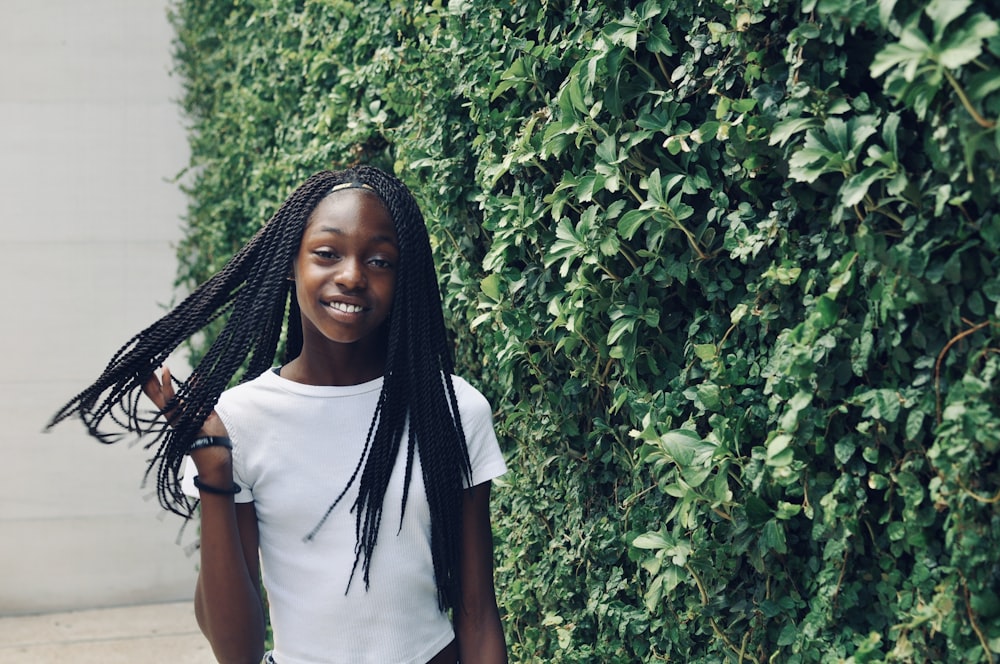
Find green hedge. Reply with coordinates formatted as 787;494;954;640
170;0;1000;661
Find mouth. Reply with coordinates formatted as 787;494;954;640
326;301;365;314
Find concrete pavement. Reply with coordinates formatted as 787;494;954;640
0;601;215;663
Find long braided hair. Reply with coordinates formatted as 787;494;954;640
47;165;473;610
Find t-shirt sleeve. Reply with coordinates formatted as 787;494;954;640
178;394;254;504
454;376;507;488
179;454;254;503
214;397;254;503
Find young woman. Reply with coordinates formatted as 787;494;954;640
48;166;508;663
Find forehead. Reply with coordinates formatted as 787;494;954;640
303;188;396;238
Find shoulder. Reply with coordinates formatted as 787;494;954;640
447;374;499;444
448;375;494;419
448;374;486;400
448;375;507;484
215;369;289;425
218;369;280;404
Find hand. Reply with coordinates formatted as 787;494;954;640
143;366;227;435
142;365;178;422
143;366;232;479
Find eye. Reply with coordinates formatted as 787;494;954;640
369;256;394;269
313;248;338;260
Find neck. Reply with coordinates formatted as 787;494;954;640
283;338;387;386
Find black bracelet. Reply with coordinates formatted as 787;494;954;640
189;436;232;451
192;475;242;495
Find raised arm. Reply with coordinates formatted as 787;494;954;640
145;369;266;664
454;481;508;664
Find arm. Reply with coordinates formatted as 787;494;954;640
192;441;266;664
454;481;508;664
145;369;266;664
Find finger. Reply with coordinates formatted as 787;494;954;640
161;366;175;403
141;370;166;410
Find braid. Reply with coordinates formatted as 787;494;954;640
48;165;474;612
47;170;346;514
306;166;473;610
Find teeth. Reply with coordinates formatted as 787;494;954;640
329;302;363;313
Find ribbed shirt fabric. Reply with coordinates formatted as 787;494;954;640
187;369;507;664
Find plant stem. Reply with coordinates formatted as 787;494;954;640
944;70;996;129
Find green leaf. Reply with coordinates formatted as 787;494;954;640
775;501;802;520
854;388;903;422
871;27;931;80
966;69;1000;101
694;344;717;361
692;121;719;143
658;429;709;467
905;409;925;441
788;117;876;183
761;520;788;554
491;56;530;101
769;117;821;147
746;495;772;526
618;209;651;240
604;19;639;50
696;383;722;411
766;434;794;467
887;521;906;541
938;15;1000;68
776;621;797;646
596;134;621;165
632;531;670;549
868;474;890;490
925;0;972;42
643;575;664;612
646;22;675;55
608;316;636;345
834;439;855;464
480;273;502;301
815;295;839;325
841;165;887;207
682;464;713;488
544;217;587;276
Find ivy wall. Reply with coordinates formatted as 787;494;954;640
170;0;1000;661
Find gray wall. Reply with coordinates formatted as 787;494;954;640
0;1;199;614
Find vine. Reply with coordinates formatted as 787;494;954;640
169;0;1000;661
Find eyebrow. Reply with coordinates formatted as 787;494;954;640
314;226;398;245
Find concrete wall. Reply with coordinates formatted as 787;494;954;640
0;1;199;614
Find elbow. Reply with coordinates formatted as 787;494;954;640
207;629;266;664
211;614;267;664
217;650;266;664
194;596;266;664
455;600;499;633
455;602;507;663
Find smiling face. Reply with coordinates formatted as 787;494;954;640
291;187;398;380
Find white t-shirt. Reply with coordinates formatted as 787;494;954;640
184;369;507;664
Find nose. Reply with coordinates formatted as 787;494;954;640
335;256;367;291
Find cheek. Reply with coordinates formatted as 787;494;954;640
294;287;310;319
292;270;318;307
383;279;398;305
